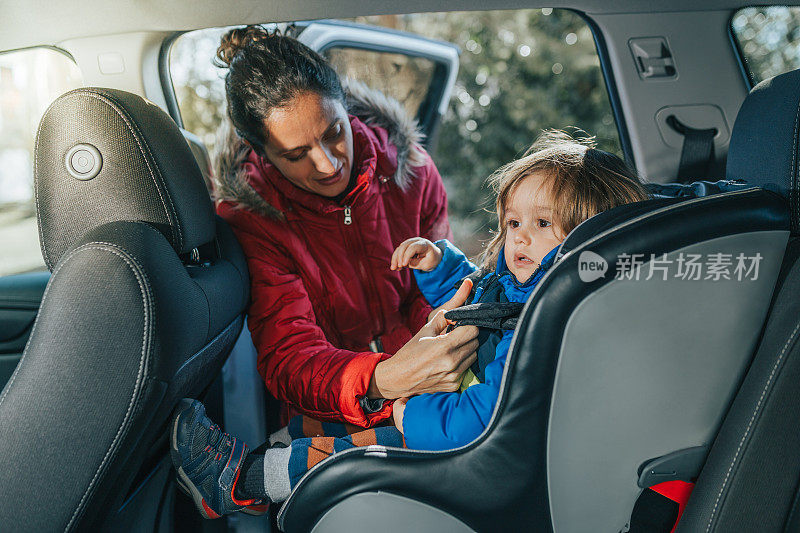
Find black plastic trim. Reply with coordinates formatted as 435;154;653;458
0;271;50;310
575;9;637;171
728;8;756;90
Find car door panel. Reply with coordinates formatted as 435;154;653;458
0;271;49;388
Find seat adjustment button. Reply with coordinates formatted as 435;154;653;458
65;144;102;180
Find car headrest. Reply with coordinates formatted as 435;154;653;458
558;198;681;259
727;68;800;233
34;87;216;270
558;186;789;260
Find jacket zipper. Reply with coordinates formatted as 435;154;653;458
340;205;384;343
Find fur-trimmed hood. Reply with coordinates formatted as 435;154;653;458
212;79;427;218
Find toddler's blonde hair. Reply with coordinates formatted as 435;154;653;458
481;130;649;270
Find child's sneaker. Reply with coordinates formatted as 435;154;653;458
170;399;261;519
241;501;270;516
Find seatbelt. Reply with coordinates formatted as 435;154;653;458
666;115;717;183
629;481;694;533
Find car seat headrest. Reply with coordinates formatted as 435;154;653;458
558;198;681;259
727;68;800;233
34;87;216;270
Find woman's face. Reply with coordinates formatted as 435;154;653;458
260;91;354;198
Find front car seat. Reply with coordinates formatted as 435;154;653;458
0;88;249;531
277;129;791;531
675;67;800;533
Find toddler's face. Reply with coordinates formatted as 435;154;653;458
503;172;565;283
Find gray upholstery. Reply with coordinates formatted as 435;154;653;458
35;88;215;270
547;231;786;532
676;239;800;532
0;88;249;531
311;493;475;533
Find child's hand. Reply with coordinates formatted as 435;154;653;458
390;237;443;272
392;397;409;433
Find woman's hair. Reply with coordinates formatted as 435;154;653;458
216;25;346;153
481;129;650;270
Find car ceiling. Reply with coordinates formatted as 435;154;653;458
2;0;800;51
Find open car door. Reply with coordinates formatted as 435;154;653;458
296;20;459;150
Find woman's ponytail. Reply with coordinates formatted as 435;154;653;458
215;25;269;67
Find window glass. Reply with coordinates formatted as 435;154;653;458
324;48;436;117
731;7;800;85
0;48;83;275
170;26;231;154
349;10;621;255
170;10;621;256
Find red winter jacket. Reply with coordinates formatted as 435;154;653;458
214;84;452;427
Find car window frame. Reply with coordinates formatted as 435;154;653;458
572;9;636;170
159;10;634;170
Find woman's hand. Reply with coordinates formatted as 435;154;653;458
369;279;478;399
390;237;443;272
392;397;408;433
427;276;474;322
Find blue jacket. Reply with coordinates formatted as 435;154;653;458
402;240;559;451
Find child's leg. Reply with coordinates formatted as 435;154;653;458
287;426;405;488
170;399;266;519
286;414;371;439
251;414;381;453
171;399;404;518
237;426;405;503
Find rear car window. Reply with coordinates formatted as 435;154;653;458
170;9;622;256
731;7;800;85
0;48;83;275
347;10;621;255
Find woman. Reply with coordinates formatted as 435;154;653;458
213;26;478;428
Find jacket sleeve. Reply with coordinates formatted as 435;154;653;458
402;331;513;451
414;239;479;308
236;223;393;428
